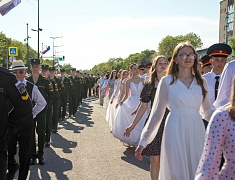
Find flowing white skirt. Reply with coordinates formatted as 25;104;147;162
112;95;147;146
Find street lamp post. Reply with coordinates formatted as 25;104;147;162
24;23;31;62
50;36;63;66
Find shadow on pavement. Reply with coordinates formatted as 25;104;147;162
28;148;72;180
121;148;150;171
50;132;77;153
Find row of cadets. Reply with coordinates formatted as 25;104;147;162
27;59;54;165
7;60;47;179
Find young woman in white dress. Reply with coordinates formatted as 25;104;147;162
124;56;169;180
112;63;147;146
102;70;117;108
135;42;214;180
108;70;129;129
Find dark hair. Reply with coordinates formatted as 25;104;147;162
166;41;207;100
109;70;117;79
129;63;138;69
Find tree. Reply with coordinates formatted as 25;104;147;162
230;37;235;55
158;32;203;58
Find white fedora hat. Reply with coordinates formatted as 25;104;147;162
10;60;28;70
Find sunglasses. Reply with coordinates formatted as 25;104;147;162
13;70;25;74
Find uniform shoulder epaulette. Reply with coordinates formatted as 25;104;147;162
0;67;14;76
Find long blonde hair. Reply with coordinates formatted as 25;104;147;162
166;41;207;100
228;77;235;122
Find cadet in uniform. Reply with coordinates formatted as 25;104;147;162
60;69;70;121
27;59;54;165
83;73;89;98
68;68;79;117
200;55;213;75
0;66;32;180
7;60;46;180
76;70;82;106
49;67;62;133
41;65;54;147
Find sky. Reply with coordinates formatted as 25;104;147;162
0;0;222;70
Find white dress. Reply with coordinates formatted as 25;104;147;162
139;75;213;180
112;82;147;146
106;79;121;129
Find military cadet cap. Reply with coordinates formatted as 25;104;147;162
41;64;49;70
200;55;212;68
49;67;56;71
145;63;152;68
61;68;66;72
138;65;145;70
207;43;232;57
71;68;76;71
76;70;80;73
30;58;40;65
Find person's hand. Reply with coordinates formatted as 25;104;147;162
116;101;123;108
131;109;138;116
135;145;144;161
124;125;134;137
110;99;113;104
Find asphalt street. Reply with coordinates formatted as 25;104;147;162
26;97;150;180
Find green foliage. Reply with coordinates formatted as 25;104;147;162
0;32;38;68
158;32;203;58
91;49;156;75
230;37;235;55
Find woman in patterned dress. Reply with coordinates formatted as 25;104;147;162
102;70;117;108
124;56;169;180
195;78;235;180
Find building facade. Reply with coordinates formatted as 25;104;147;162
219;0;234;44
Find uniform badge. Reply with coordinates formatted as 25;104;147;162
55;83;58;91
49;83;53;92
0;88;3;92
61;81;64;87
70;80;73;86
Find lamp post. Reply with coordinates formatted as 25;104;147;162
24;23;31;62
31;28;42;58
50;36;63;66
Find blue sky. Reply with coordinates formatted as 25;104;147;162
0;0;222;70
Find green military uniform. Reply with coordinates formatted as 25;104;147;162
77;76;82;106
41;65;54;147
49;67;62;133
80;75;85;103
60;69;70;120
68;68;79;116
84;74;89;98
27;59;54;164
88;75;92;97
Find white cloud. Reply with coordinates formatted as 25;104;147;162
61;16;219;70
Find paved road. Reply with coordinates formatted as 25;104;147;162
27;97;150;180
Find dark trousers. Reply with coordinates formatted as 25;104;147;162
52;99;60;130
31;112;46;159
84;85;88;98
46;103;53;143
69;92;78;115
0;147;7;180
60;95;68;118
8;125;33;180
88;87;92;97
